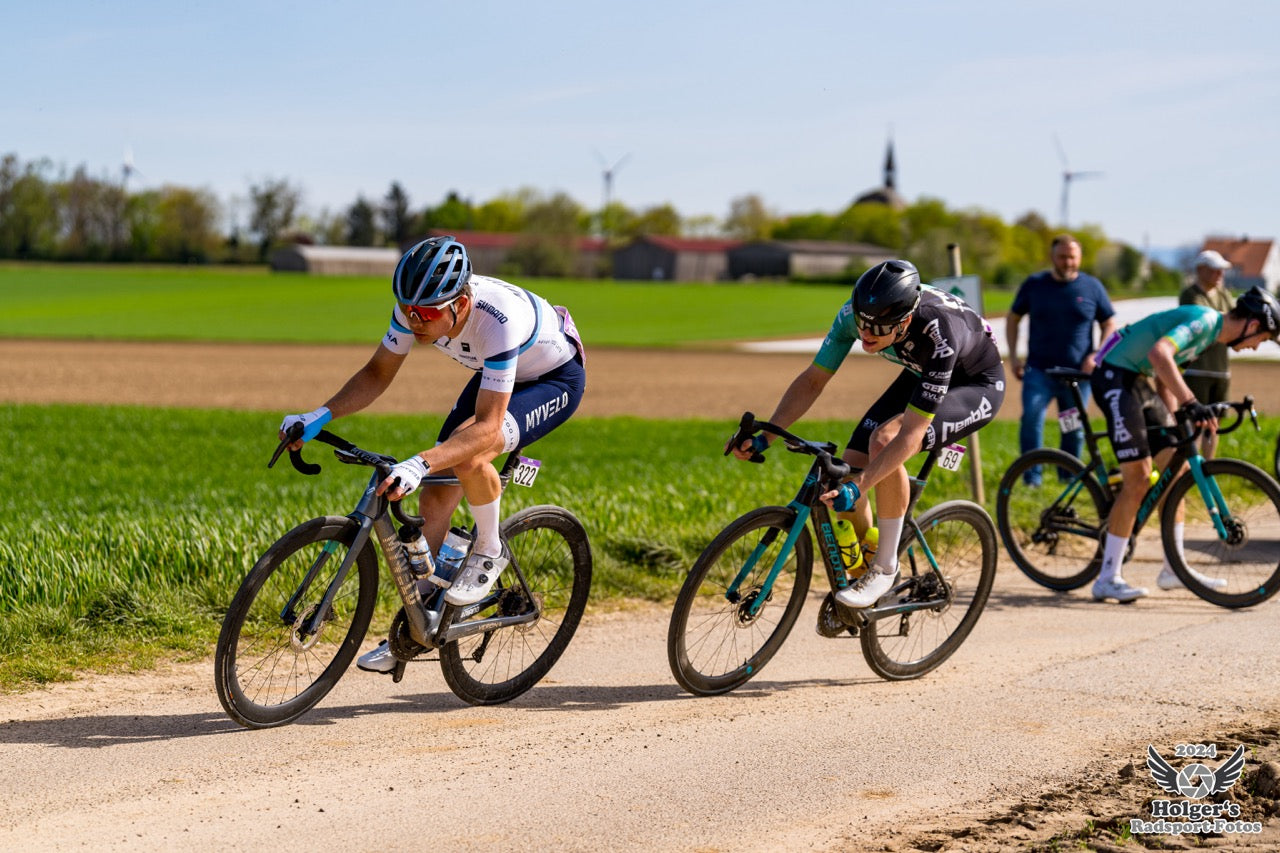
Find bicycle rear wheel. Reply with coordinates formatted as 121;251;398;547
861;500;997;680
667;506;812;696
997;449;1109;590
439;505;592;705
1161;459;1280;609
215;516;378;728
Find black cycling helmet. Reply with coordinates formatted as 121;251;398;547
1232;285;1280;341
392;236;472;306
852;260;922;335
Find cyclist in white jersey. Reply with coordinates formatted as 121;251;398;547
280;237;586;670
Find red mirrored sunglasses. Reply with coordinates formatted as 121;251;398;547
402;295;460;323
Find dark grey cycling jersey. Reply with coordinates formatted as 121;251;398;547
817;285;1003;416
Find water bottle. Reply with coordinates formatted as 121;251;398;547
834;519;865;578
434;526;472;586
861;527;879;569
397;524;434;579
1107;469;1160;488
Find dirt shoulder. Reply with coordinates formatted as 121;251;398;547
8;337;1280;419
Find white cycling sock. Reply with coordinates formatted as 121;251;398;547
469;497;502;557
1162;522;1186;573
874;516;904;574
1098;532;1128;584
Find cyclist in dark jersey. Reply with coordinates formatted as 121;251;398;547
731;260;1005;609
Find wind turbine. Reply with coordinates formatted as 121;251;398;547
595;150;630;238
121;145;142;192
1054;135;1102;228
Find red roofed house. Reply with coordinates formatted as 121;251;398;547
612;235;743;282
1201;236;1280;294
420;230;608;278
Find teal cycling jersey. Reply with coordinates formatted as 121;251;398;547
1097;305;1223;376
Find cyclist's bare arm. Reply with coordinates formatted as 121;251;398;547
285;344;406;450
378;387;512;502
848;408;930;493
1149;339;1194;409
729;363;834;459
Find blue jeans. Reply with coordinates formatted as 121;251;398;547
1020;365;1087;485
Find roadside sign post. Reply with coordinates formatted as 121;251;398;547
938;244;985;505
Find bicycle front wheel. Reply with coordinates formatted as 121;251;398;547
439;505;592;705
215;516;378;728
667;506;813;696
1161;459;1280;609
997;449;1109;590
861;500;997;680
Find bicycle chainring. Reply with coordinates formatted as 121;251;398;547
387;608;432;662
815;593;858;638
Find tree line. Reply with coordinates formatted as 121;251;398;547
0;151;1180;290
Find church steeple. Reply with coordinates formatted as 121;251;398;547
852;131;906;210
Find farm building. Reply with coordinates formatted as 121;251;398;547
1200;236;1280;293
269;245;401;276
422;230;608;278
727;239;896;280
612;236;742;282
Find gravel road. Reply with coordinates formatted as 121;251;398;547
3;551;1278;852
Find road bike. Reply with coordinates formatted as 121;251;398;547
666;413;997;695
214;427;592;728
997;367;1280;608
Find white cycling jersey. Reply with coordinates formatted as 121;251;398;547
382;275;577;393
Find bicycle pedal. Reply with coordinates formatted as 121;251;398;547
815;593;857;638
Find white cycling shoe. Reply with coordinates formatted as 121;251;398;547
356;640;397;674
1156;565;1229;592
834;569;898;609
444;550;510;606
1091;578;1148;603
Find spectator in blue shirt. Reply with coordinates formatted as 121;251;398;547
1005;235;1116;485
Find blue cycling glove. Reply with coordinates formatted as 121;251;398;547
280;406;332;442
831;482;861;512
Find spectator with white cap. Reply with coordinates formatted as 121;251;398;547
1178;249;1236;458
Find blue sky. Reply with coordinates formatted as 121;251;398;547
7;1;1279;252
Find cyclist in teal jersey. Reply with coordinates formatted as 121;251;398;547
1089;287;1280;602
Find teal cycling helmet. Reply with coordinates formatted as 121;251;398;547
1232;285;1280;341
392;236;472;306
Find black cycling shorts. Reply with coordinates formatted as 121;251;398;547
847;368;1006;454
1092;364;1175;462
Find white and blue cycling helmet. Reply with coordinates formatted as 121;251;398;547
392;236;472;306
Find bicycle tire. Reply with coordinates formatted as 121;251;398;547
860;500;997;680
439;505;592;705
667;506;812;696
215;516;378;728
1161;459;1280;609
997;448;1109;591
1273;431;1279;481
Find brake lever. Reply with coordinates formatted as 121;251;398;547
268;423;321;475
725;411;766;463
